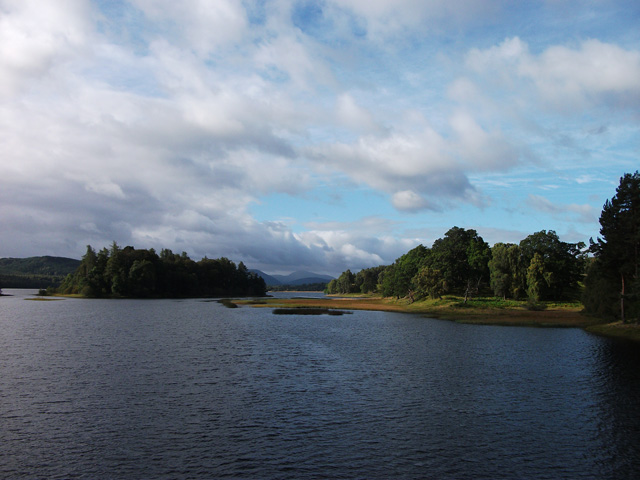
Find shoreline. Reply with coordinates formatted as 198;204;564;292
11;290;639;343
239;295;640;342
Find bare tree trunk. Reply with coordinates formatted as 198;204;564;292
464;280;470;304
621;273;626;323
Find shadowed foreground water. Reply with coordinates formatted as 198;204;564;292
1;290;639;479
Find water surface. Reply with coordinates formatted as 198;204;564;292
1;289;639;479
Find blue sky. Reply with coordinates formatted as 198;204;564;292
1;0;639;275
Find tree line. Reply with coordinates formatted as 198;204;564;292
54;243;267;298
327;228;585;304
328;171;640;323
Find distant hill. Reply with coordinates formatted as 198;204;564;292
0;256;80;276
250;269;334;287
249;269;282;286
272;270;334;285
0;256;80;289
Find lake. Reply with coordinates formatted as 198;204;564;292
1;289;639;479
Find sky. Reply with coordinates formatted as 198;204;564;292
1;0;639;276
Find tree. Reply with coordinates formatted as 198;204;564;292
519;230;584;301
325;279;338;294
336;269;356;294
526;253;552;302
585;171;640;321
413;266;445;299
355;265;385;294
489;243;518;300
378;245;430;299
430;227;490;301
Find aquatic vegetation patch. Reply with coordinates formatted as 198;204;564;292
25;297;64;301
272;307;351;316
218;299;239;308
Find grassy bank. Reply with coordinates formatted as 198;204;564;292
585;322;640;343
238;295;640;342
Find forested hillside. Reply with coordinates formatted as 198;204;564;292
0;256;80;289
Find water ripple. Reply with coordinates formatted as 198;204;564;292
0;292;639;478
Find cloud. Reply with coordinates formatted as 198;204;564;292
329;0;504;38
450;111;519;171
308;111;520;211
0;1;633;276
0;0;92;96
391;190;438;212
130;0;248;55
466;37;640;111
335;93;382;134
526;194;598;223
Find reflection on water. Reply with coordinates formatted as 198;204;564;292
0;289;639;479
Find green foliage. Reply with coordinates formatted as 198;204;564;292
584;171;640;321
429;227;490;301
55;244;266;298
526;253;551;302
355;265;386;294
582;258;619;319
520;230;585;301
379;245;430;298
329;269;358;294
489;243;515;299
413;266;445;299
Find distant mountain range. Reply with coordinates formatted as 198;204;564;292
250;269;334;287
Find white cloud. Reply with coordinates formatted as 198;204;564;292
526;194;598;223
308;111;520;212
466;37;640;110
391;190;436;212
450;111;519;171
0;0;91;96
335;93;381;134
254;32;335;90
131;0;248;55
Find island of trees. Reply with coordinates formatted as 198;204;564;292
53;243;266;298
327;171;640;323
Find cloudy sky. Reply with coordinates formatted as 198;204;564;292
1;0;639;275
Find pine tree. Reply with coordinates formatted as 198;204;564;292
587;171;640;322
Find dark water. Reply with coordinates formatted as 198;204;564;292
1;290;639;479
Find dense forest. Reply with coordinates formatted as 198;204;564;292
52;243;266;298
328;171;640;323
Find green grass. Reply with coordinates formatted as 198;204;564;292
586;322;640;343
